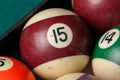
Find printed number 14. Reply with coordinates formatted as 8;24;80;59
101;31;116;44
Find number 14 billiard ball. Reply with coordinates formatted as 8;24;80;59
92;25;120;80
20;8;93;80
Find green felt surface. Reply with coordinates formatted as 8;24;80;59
0;0;43;36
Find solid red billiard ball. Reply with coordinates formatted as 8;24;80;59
20;8;93;80
72;0;120;33
0;56;36;80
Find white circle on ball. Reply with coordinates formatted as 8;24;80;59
99;29;120;49
0;57;14;71
47;23;73;48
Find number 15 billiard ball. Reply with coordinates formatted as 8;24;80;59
20;8;93;80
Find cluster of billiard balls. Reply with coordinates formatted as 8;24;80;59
1;0;120;80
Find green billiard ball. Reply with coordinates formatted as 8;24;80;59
92;25;120;80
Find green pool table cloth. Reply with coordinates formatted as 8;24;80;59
0;0;43;36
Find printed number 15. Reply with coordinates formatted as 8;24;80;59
53;27;68;43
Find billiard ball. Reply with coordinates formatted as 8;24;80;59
0;56;36;80
92;25;120;80
56;73;96;80
72;0;120;33
20;8;93;80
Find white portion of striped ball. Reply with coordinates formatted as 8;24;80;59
23;8;76;29
47;23;73;48
98;29;120;49
56;73;96;80
33;55;89;80
92;58;120;80
56;73;85;80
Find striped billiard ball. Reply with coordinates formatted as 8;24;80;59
92;25;120;80
20;8;93;80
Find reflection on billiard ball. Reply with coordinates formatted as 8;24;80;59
20;8;93;80
92;25;120;80
0;56;36;80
